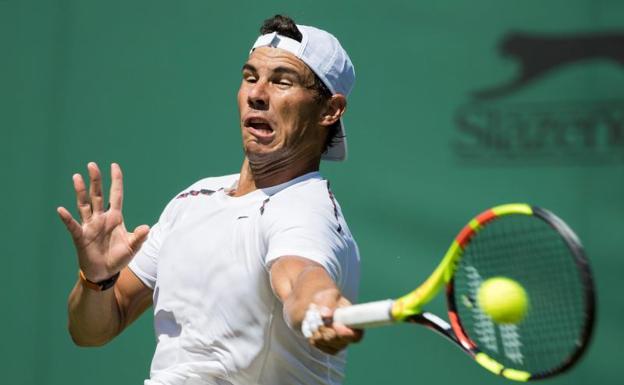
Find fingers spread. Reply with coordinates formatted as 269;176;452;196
57;206;83;240
109;163;124;211
73;173;92;222
88;162;104;213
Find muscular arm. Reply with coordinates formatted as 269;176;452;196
68;267;152;346
270;256;362;354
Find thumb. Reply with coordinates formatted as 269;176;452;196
129;224;150;252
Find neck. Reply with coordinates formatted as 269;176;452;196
234;153;320;197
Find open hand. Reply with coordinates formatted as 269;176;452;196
57;162;149;282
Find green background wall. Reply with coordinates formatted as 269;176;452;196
2;1;622;384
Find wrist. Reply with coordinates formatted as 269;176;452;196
78;270;120;291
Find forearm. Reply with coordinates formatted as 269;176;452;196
282;265;341;330
271;256;362;354
67;280;123;346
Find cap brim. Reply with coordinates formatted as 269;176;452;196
321;119;347;161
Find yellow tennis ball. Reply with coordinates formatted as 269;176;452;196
477;277;528;324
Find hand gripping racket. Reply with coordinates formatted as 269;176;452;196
303;204;595;381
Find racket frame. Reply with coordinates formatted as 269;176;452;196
333;203;595;382
443;205;595;380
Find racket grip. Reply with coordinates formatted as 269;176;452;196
334;299;395;328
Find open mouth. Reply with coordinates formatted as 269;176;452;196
244;116;275;141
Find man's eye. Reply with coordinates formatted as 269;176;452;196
276;79;293;87
244;75;257;83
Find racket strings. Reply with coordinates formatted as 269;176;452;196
453;214;588;375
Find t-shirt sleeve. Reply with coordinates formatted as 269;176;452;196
264;205;347;285
128;223;162;289
128;196;180;290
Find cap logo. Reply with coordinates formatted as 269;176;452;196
267;32;280;47
251;32;302;57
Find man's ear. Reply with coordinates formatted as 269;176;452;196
319;94;347;127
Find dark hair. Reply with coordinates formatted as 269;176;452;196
260;15;343;153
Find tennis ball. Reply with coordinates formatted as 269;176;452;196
477;277;528;324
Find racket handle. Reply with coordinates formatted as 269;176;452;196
334;299;395;328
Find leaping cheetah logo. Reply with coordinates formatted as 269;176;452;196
473;32;624;99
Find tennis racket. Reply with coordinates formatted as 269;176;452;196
303;203;595;381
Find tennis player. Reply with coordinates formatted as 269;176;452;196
58;15;362;385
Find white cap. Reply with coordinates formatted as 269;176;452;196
251;24;355;161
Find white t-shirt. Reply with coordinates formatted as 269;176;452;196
128;172;360;385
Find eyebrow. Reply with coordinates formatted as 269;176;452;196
242;63;256;73
242;63;304;82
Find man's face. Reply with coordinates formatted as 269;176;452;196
238;47;327;161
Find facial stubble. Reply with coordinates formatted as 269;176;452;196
245;126;322;182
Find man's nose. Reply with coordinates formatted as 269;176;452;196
247;81;269;110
